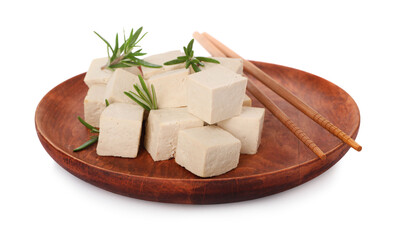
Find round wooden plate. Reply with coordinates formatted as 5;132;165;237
35;61;360;204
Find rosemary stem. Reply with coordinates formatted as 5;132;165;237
101;55;125;70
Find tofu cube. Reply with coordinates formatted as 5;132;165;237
243;94;252;106
141;50;185;79
84;57;113;87
104;68;140;104
84;84;106;127
147;68;190;108
175;126;241;177
96;103;144;158
201;57;243;74
218;107;265;154
144;108;204;161
187;65;247;124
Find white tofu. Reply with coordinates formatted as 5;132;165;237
84;84;106;127
104;68;139;104
141;50;185;79
147;68;190;108
187;65;247;124
144;108;204;161
175;126;241;178
218;107;265;154
96;103;144;158
243;94;252;106
201;57;243;74
84;57;113;87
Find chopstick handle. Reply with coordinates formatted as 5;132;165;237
193;32;227;57
247;80;326;160
201;32;362;152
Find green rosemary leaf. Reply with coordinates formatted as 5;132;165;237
77;116;99;133
122;28;131;53
196;57;220;64
185;59;191;69
119;43;125;54
124;91;151;110
129;27;143;47
186;39;194;56
129;90;151;107
133;84;152;108
133;58;162;68
163;59;186;65
135;32;147;46
119;59;138;66
94;31;114;53
191;63;201;72
106;47;112;65
138;75;153;104
73;135;98;152
109;62;133;69
151;84;158;110
110;33;119;63
114;33;119;56
133;52;147;57
127;28;134;49
105;99;109;107
123;50;145;59
132;49;147;56
191;58;200;64
177;56;187;60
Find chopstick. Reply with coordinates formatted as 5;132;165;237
197;32;362;152
193;32;327;160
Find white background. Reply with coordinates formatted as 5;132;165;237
1;0;393;239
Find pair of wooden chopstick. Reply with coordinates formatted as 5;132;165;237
193;32;362;160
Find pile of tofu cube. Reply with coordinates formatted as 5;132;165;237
83;50;265;177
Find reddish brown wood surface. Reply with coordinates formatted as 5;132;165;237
35;61;360;204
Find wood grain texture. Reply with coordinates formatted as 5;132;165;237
35;61;360;204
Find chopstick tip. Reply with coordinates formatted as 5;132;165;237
348;138;362;151
314;147;326;161
192;31;201;38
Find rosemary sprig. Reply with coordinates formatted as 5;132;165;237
94;27;162;70
163;39;220;72
77;116;99;133
73;136;99;152
73;117;99;152
124;75;158;110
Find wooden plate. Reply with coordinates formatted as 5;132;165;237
35;61;360;204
